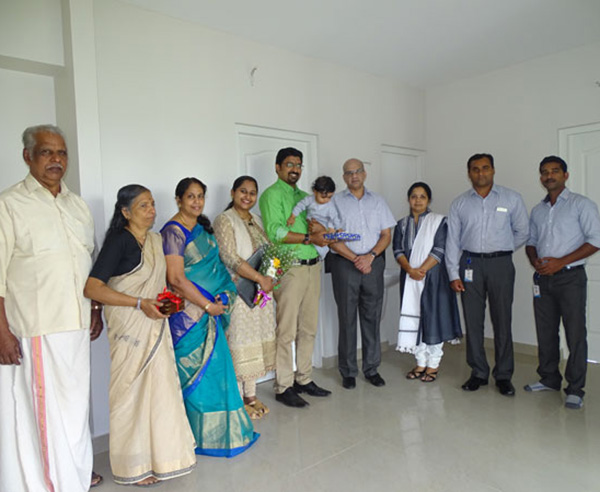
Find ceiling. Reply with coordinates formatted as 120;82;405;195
121;0;600;88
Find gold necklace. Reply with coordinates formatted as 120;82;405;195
176;212;197;231
126;227;146;249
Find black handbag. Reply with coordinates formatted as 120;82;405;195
235;245;266;308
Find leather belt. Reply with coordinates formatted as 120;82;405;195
555;265;584;275
464;250;512;259
297;257;320;266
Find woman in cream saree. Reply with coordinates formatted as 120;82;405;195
85;185;195;486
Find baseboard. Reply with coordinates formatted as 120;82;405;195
320;341;394;370
92;433;109;454
320;338;538;369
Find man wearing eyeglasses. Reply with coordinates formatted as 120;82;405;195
259;147;332;408
329;158;396;389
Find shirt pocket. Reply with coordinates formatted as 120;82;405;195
26;206;66;254
492;206;510;230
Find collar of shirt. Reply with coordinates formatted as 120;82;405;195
24;172;70;199
341;186;373;200
543;187;571;205
468;183;499;199
274;178;304;197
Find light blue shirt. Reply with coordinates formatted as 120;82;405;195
292;195;340;229
528;187;600;268
446;184;529;281
332;187;396;255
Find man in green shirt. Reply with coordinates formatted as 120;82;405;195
259;147;332;407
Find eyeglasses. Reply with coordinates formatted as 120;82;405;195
343;168;364;176
284;162;303;169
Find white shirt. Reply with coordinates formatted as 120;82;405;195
0;174;95;337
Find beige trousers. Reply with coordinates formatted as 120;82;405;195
273;263;321;393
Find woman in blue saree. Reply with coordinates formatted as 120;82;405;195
161;177;258;457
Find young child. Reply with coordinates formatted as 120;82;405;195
287;176;339;259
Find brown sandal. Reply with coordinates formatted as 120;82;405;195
91;472;103;488
406;367;426;380
244;403;262;420
252;398;270;416
421;369;438;383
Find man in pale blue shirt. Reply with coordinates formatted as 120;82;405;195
446;153;529;396
330;158;396;389
525;156;600;409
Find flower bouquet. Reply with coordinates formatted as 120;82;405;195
254;244;297;308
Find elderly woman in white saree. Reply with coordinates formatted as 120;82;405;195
84;185;195;486
393;182;462;382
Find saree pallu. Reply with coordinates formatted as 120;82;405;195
105;233;196;484
163;222;258;457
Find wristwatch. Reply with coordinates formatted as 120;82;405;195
303;233;310;245
370;250;377;258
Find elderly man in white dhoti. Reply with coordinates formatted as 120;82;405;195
0;125;103;491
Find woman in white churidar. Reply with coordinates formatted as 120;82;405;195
394;182;462;382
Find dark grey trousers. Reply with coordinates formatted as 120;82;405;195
459;253;515;381
330;254;384;378
533;268;587;397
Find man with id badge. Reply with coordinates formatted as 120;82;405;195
446;153;529;396
525;156;600;409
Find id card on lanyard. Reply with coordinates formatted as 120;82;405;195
464;256;473;282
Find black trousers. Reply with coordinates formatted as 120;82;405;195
533;268;587;397
459;253;515;381
330;254;384;378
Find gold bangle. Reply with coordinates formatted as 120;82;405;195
204;302;212;312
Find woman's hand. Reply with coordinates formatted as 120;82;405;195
140;299;169;320
257;275;275;294
206;298;226;316
408;267;425;281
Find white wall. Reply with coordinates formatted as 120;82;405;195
425;41;600;345
93;0;425;228
0;0;64;66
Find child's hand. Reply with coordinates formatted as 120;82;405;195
286;214;296;226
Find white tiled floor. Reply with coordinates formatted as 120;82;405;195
93;345;600;492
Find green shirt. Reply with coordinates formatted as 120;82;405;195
259;178;319;260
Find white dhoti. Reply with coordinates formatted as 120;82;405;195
0;329;92;492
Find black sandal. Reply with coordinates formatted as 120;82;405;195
421;369;438;383
406;367;426;380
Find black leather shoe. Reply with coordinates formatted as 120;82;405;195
275;387;309;407
366;373;386;387
496;380;515;396
293;381;331;397
342;377;356;389
461;376;488;391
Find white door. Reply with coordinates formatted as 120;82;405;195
559;123;600;362
235;124;326;375
379;145;424;346
235;124;318;196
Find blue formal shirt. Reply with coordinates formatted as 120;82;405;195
528;187;600;268
446;184;529;281
332;187;396;255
